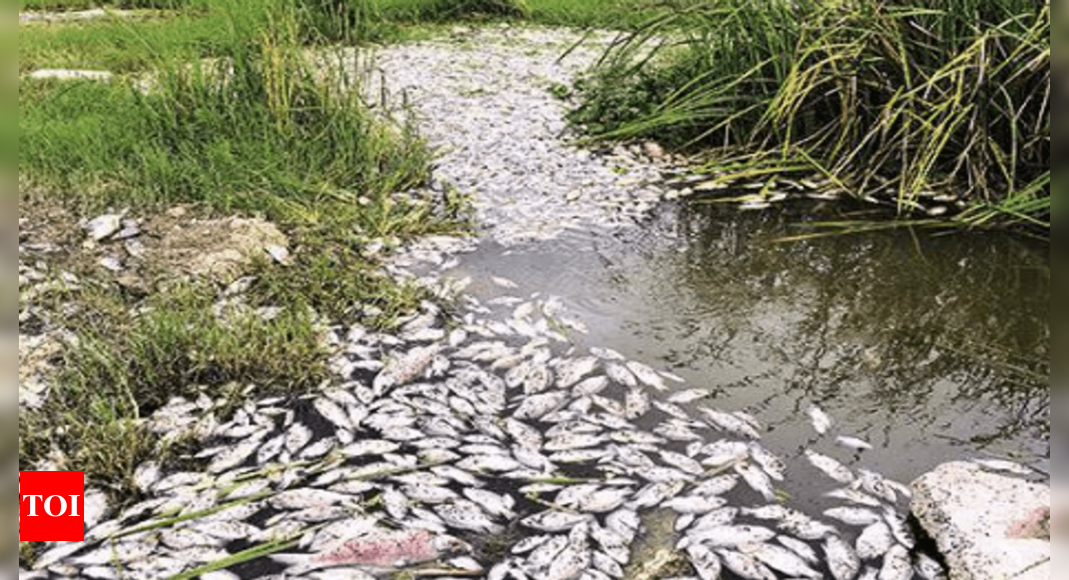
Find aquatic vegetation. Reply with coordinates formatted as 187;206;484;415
570;0;1050;232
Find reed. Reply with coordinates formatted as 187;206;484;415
570;0;1050;232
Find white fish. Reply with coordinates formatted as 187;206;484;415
716;548;775;580
686;525;776;548
748;443;786;481
514;391;569;420
525;535;568;571
750;543;822;579
604;508;640;540
342;439;400;458
653;400;691;420
823;535;861;580
855;521;894;560
628;482;683;509
545;543;591;580
804;449;855;484
550;448;612;463
271;489;354;511
381;487;409;519
431;465;484;487
663;494;727;514
624;389;650;419
133;461;161;492
457;454;522;473
523;510;593;533
686;543;722;580
690;507;740;532
668;388;710;404
691;474;739;497
591;394;626;417
882;508;916;548
604;362;637;388
625;360;668;391
776;535;819;564
824;506;883;527
545;433;606;451
463;488;516;519
207;438;261;473
743;504;792;521
592;549;625;578
806;404;833;435
572;376;610;397
700;440;749;467
314;397;353;431
735;462;777;501
554;356;600;388
283;422;313;454
401;485;457;504
779;510;838;540
914;552;947;580
512;534;553;554
699;408;760;439
659;450;705;475
653;420;704;442
579;488;633;513
878;545;913;580
824;487;883;507
504;417;543;449
435;500;503;534
836;435;874;451
856;468;898;503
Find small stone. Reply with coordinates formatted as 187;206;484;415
84;214;122;241
98;256;123;272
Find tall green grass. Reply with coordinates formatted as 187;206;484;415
570;0;1050;232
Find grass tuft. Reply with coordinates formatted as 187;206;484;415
570;0;1049;232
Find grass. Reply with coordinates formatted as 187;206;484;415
18;0;466;532
568;0;1050;233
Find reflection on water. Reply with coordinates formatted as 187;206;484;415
456;201;1049;498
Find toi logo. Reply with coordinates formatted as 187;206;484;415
20;471;85;542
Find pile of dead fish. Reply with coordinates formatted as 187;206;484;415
23;289;947;580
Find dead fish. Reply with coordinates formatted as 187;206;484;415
276;529;467;572
373;344;440;394
579;488;633;513
878;545;913;580
550;448;613;463
663;494;727;514
505;417;543;449
686;543;723;580
823;535;861;580
545;542;591;580
554;356;600;388
824;506;883;527
545;433;606;452
776;535;819;564
668;388;710;405
456;454;522;473
591;394;626;417
314;397;353;431
653;420;704;442
836;435;874;451
686;524;776;548
342;439;401;458
804;449;855;484
604;508;641;540
431;465;484;487
715;548;776;580
882;508;916;548
824;487;883;508
514;391;569;420
555;483;602;508
592;549;625;578
463;488;516;519
750;542;822;579
624;389;650;419
435;500;504;534
742;504;792;521
523;510;593;533
735;462;776;501
512;534;554;554
855;521;894;561
659;450;705;475
400;485;457;504
207;438;261;473
699;408;760;439
270;489;354;511
625;360;668;391
573;376;610;397
747;443;786;481
778;510;838;540
806;405;833;435
653;400;691;421
690;475;739;497
700;440;749;467
604;362;638;388
525;535;569;571
856;469;900;503
283;422;313;454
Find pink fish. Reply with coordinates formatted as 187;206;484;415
274;529;469;573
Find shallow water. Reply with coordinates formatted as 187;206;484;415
452;200;1050;507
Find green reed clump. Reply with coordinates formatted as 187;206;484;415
570;0;1049;231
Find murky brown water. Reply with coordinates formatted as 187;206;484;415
454;200;1050;507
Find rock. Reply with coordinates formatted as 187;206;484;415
911;461;1050;580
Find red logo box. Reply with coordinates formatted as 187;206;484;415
20;471;85;542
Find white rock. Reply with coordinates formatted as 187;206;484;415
29;69;115;83
911;461;1049;580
